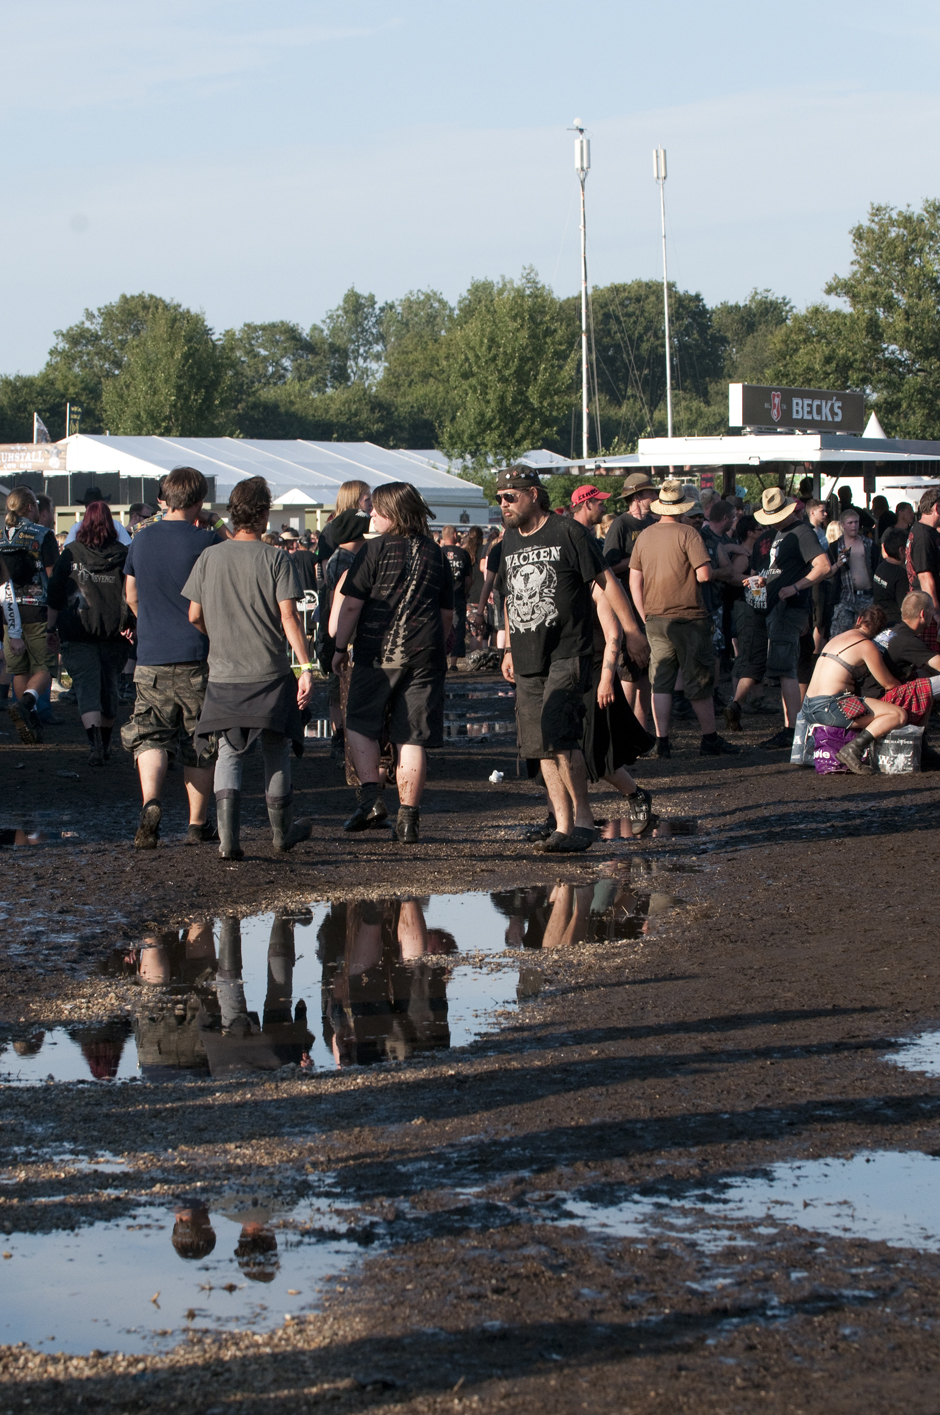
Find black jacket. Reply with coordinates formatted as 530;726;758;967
46;540;133;643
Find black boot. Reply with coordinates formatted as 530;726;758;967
837;728;874;775
101;724;113;761
217;793;244;860
394;805;420;843
267;795;312;852
86;724;104;767
343;783;389;832
133;799;161;850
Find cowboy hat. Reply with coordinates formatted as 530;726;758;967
754;487;799;525
649;479;697;516
621;471;657;498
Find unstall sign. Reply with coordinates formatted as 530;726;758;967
728;383;865;434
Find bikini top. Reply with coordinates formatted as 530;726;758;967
820;637;869;684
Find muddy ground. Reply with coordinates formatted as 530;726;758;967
2;674;940;1413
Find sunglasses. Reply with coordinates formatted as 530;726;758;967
496;491;525;504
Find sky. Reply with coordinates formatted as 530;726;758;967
3;0;940;373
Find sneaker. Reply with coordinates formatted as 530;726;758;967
723;700;743;732
186;820;219;845
700;734;741;756
134;800;162;850
758;727;795;751
9;701;42;745
655;736;671;759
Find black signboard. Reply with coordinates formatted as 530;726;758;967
729;383;865;434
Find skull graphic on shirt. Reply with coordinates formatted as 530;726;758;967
508;559;558;631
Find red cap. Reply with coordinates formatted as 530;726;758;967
570;484;612;507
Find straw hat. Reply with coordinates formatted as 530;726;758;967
754;487;799;525
649;479;697;516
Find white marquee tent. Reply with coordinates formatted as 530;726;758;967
62;435;488;523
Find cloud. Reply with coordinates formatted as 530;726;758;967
0;2;400;112
2;81;939;370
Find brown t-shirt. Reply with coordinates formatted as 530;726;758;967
630;520;709;619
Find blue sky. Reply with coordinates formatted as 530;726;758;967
3;0;939;372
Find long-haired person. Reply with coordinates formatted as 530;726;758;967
331;482;453;843
45;501;132;766
0;488;60;744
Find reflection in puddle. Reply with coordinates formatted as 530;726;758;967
0;1200;360;1355
2;879;684;1084
567;1150;940;1253
886;1030;940;1077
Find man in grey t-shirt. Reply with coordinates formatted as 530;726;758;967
183;477;315;861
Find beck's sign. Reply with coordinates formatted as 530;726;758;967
728;383;865;434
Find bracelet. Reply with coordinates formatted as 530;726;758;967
335;645;348;654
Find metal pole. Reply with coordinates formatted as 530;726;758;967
654;148;673;439
65;402;70;439
579;171;589;460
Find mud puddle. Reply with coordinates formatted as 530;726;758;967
0;1197;361;1355
886;1029;940;1077
564;1149;940;1254
1;880;687;1083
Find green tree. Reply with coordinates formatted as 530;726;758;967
0;370;67;443
771;200;940;438
712;289;793;383
44;292;180;431
101;304;236;436
324;287;387;386
225;320;333;393
377;289;455;444
439;269;575;468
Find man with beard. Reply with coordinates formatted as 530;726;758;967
496;467;649;854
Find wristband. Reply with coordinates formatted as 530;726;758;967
214;518;225;531
298;662;314;672
335;644;349;654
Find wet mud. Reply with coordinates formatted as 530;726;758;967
2;673;940;1411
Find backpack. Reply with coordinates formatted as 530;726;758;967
0;520;48;605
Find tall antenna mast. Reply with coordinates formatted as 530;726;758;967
653;146;673;439
573;120;591;461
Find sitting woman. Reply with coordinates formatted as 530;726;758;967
802;605;906;774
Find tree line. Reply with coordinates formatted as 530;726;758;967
2;201;939;471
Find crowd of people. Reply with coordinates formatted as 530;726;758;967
2;464;938;860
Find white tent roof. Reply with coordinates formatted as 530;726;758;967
64;435;486;505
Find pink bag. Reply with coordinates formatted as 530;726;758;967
813;725;858;774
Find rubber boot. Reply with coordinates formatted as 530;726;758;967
101;724;113;762
343;783;388;832
217;793;244;860
268;798;312;853
86;724;104;767
837;728;874;776
394;805;420;844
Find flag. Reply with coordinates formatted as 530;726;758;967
33;414;50;444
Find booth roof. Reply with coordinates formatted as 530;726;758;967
63;436;486;501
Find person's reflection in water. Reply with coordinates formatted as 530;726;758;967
490;889;553;950
12;1032;45;1057
68;1018;132;1080
328;899;454;1068
235;1225;279;1283
172;1203;217;1260
492;880;649;952
133;926;219;1080
200;913;313;1077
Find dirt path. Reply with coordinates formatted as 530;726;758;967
2;677;940;1412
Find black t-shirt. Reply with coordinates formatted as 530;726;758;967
909;521;940;583
442;545;473;607
342;533;453;669
766;521;825;612
289;548;318;594
603;511;654;579
486;540;503;575
496;516;606;676
872;560;909;625
884;622;937;682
